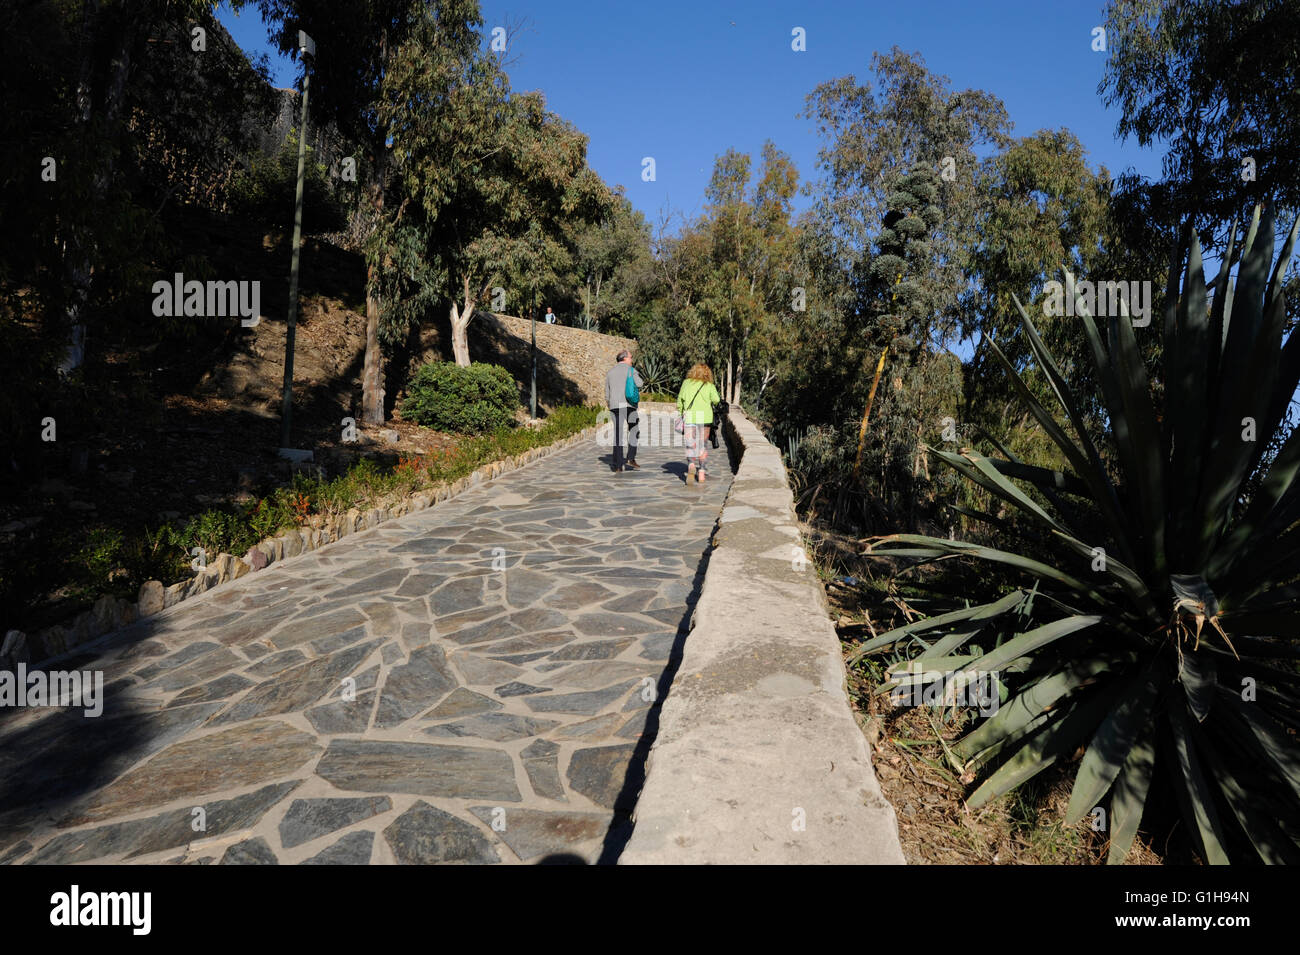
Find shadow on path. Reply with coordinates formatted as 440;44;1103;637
595;431;738;864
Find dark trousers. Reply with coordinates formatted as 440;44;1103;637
612;405;638;468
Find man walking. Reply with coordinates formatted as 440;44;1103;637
604;349;643;473
544;306;556;324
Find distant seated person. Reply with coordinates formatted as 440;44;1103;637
544;307;556;324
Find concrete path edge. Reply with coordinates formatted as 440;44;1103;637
620;410;905;864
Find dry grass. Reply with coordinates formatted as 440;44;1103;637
810;520;1163;866
848;666;1162;865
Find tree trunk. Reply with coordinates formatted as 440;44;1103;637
60;5;138;374
724;342;734;404
361;280;385;424
60;258;91;375
360;28;394;424
361;151;387;425
732;332;746;405
450;298;474;367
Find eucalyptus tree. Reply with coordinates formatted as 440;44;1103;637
255;0;482;420
566;191;657;336
794;51;1006;526
679;143;799;405
1;1;274;486
1099;0;1300;254
378;25;611;367
963;131;1115;433
5;1;266;375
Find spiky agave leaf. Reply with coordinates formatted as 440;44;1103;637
867;207;1300;864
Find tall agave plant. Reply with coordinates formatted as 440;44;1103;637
860;205;1300;864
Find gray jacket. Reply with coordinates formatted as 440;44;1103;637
605;363;644;409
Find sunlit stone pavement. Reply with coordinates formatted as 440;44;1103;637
0;432;733;864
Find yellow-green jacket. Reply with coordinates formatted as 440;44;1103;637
677;378;720;425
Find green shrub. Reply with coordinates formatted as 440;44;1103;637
402;361;519;434
120;523;189;588
227;131;347;232
349;456;390;497
180;509;255;562
75;527;126;593
244;496;292;543
539;404;599;433
418;404;599;484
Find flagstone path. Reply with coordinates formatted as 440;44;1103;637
0;433;733;865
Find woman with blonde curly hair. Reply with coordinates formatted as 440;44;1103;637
676;363;721;484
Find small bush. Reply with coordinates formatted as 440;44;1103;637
227;131;346;232
402;361;519;434
180;509;256;563
244;496;292;543
120;524;188;589
75;527;126;594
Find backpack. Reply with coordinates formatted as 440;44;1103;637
625;367;640;404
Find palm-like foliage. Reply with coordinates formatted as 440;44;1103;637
860;205;1300;864
786;427;807;465
635;352;670;394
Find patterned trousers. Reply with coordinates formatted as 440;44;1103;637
684;423;710;471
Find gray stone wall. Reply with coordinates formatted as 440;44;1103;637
620;409;905;864
479;313;637;407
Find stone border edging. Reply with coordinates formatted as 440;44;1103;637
619;409;905;864
4;424;600;669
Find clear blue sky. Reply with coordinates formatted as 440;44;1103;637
216;0;1167;230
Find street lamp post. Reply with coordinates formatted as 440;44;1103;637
278;30;315;457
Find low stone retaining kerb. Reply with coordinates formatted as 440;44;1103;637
2;425;599;670
620;409;905;864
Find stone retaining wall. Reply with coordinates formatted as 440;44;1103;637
476;313;638;407
620;409;905;864
3;425;598;671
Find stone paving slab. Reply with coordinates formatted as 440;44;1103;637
0;434;732;864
